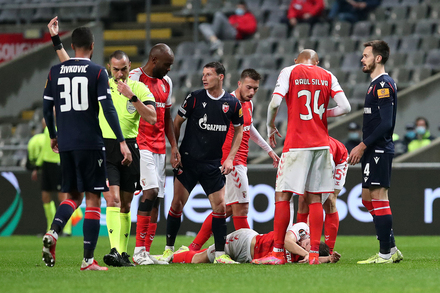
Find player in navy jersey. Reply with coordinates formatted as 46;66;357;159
159;62;244;264
41;26;132;271
348;40;403;264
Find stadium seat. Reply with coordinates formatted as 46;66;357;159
386;52;407;67
391;68;411;88
351;21;372;40
178;56;201;75
347;70;370;86
296;39;317;52
408;4;429;20
262;70;279;91
351;83;370;101
392;21;414;36
0;124;12;142
400;0;420;6
201;0;222;14
217;40;236;57
381;0;401;7
200;55;221;69
279;55;296;69
183;73;203;90
0;156;17;167
411;67;432;83
19;8;34;24
253;88;269;103
429;4;440;19
194;42;211;56
341;52;362;72
32;7;54;22
246;0;262;13
372;21;393;38
0;7;19;23
290;23;311;39
382;35;400;52
222;55;239;71
176;41;195;57
316;38;338;55
321;52;343;70
368;9;388;21
274;39;297;56
310;22;330;40
398;35;420;52
265;10;285;26
240;55;263;71
331;69;348;84
425;49;440;70
236;40;257;55
390;6;409;20
255;40;275;55
420;35;440;51
331;21;352;38
11;123;32;145
223;71;240;91
167;71;181;89
406;51;425;67
254;25;271;40
338;37;357;53
414;20;435;36
268;24;288;40
260;0;280;12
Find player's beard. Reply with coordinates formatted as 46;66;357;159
152;67;165;79
362;62;375;74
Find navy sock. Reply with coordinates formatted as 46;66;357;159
50;200;75;234
166;208;181;247
83;207;100;259
374;214;393;254
390;228;396;248
212;214;226;252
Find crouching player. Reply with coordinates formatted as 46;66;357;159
296;136;348;254
171;223;341;264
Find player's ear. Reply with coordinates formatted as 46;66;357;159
219;73;224;82
71;43;75;51
376;54;382;63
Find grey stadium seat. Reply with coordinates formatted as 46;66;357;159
338;37;357;53
425;49;440;70
398;36;420;53
411;67;432;83
341;52;362;72
236;40;257;55
274;39;297;56
391;68;411;88
331;21;351;38
381;0;401;7
310;23;330;40
389;6;408;21
255;40;275;55
386;52;407;68
406;51;425;67
351;21;372;40
414;20;436;36
176;41;195;57
194;42;210;57
263;70;279;91
316;38;338;55
221;55;239;72
420;36;440;51
216;40;236;57
265;10;285;26
392;21;414;36
321;52;343;70
296;39;317;52
269;24;288;39
408;4;429;20
290;23;311;39
372;21;393;38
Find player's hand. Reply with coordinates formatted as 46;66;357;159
268;150;280;168
330;251;341;263
298;253;309;264
31;169;38;181
170;146;181;168
267;126;282;148
119;141;132;166
347;142;366;165
117;80;134;99
289;17;298;26
221;158;234;175
50;138;59;153
48;16;59;37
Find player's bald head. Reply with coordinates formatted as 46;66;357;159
295;49;319;65
148;43;174;61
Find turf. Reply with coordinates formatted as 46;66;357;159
1;235;439;293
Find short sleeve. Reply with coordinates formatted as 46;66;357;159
135;81;155;104
178;93;194;119
273;66;292;98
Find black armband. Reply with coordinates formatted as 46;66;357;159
130;95;138;102
51;35;63;51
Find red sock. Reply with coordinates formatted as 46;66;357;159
309;202;323;254
135;215;150;247
296;212;309;224
190;213;213;251
371;199;392;216
273;201;290;250
232;216;250;230
144;222;157;252
172;250;199;263
362;200;375;217
324;211;339;254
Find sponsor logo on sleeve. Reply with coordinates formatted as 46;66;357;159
377;88;390;98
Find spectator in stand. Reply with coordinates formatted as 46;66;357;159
328;0;381;23
407;117;435;152
199;1;257;50
344;122;361;154
284;0;324;27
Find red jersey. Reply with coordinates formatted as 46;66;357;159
129;68;172;154
287;0;324;20
228;12;257;40
329;136;348;166
221;92;253;166
273;64;343;152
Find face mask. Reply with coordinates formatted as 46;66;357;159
416;126;426;136
348;132;360;140
405;131;416;140
235;8;245;16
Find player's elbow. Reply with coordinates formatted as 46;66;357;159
144;115;156;125
343;103;351;114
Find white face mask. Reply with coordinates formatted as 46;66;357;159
235;8;245;15
416;126;426;136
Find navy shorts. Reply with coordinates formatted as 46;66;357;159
174;156;225;196
41;161;61;192
105;138;141;193
361;148;393;188
60;149;109;194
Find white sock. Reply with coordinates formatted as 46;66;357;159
83;257;94;265
134;246;145;254
379;252;391;260
165;246;174;252
390;246;397;254
215;251;225;258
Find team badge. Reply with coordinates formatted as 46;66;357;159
126;100;136;114
161;84;166;93
367;86;372;94
238;108;243;117
222;102;229;113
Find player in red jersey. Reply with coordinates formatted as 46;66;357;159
296;136;348;254
128;44;181;265
253;49;351;265
171;223;341;264
188;69;279;251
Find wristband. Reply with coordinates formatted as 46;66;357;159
130;95;138;102
51;35;63;51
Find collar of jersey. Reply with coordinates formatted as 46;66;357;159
206;89;225;100
371;72;388;82
70;57;90;61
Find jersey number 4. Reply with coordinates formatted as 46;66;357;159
58;77;89;112
298;89;325;120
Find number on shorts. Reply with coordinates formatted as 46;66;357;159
363;163;370;177
297;89;325;121
334;168;345;180
58;77;89;112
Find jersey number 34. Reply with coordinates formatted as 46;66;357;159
298;89;325;120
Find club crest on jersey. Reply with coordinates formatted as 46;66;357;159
222;103;229;113
161;84;166;93
126;101;136;114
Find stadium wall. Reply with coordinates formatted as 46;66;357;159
0;22;104;118
2;163;440;236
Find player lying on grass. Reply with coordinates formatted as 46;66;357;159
169;223;341;264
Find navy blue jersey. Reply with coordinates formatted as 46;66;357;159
362;73;397;153
43;58;115;152
177;89;243;162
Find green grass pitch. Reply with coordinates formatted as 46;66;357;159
1;235;440;293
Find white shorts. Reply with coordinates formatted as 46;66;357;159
321;160;348;204
139;150;166;198
275;149;334;195
207;228;258;263
225;165;249;205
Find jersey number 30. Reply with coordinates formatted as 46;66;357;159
58;77;89;112
298;89;325;120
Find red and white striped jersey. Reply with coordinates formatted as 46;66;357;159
129;67;172;154
221;91;253;166
273;64;343;152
